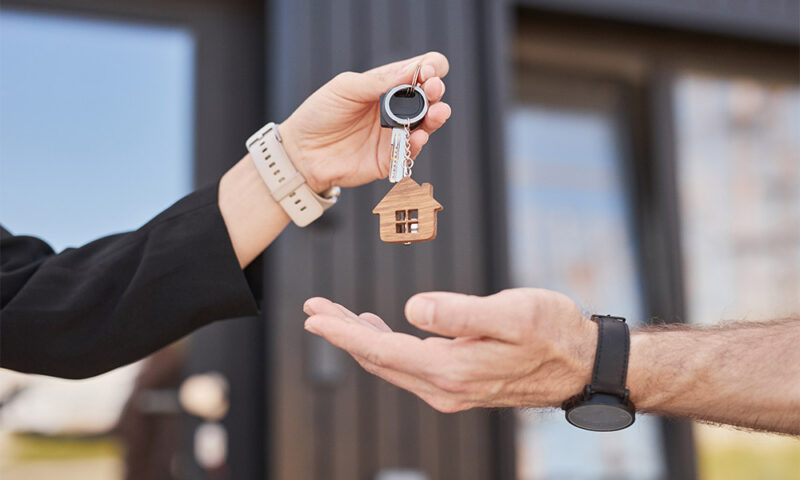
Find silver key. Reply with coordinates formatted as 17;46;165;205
379;73;428;183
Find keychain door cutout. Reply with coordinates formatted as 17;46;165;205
373;177;443;243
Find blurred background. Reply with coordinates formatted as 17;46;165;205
0;1;798;479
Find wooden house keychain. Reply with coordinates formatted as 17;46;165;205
372;64;443;244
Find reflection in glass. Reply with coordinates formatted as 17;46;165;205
507;105;664;479
674;72;800;478
675;73;800;325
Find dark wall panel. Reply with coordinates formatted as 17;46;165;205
265;1;497;479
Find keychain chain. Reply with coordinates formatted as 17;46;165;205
403;122;414;178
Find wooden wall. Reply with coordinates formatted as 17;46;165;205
264;1;509;479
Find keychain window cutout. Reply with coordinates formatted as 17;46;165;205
373;177;443;244
394;209;420;235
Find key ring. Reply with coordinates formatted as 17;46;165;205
407;63;422;94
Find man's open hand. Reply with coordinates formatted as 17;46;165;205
302;289;597;413
278;52;451;194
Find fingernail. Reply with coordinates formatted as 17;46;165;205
408;296;435;326
303;300;316;315
440;79;446;96
304;319;320;334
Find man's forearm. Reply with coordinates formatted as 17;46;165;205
628;319;800;434
303;288;800;435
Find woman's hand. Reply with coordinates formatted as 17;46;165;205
219;52;450;267
278;52;451;193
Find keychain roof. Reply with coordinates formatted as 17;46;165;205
373;177;443;244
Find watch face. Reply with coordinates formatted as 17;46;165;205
566;402;635;432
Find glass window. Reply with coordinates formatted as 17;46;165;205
0;9;194;478
507;80;664;479
0;9;195;251
675;73;800;325
674;72;800;479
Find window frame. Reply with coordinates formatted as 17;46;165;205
395;209;420;234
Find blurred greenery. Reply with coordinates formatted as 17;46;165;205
0;432;123;480
7;433;122;461
697;425;800;480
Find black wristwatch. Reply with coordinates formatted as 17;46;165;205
562;314;636;431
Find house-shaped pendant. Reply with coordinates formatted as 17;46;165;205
372;177;444;244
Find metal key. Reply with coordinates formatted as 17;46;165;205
379;83;428;182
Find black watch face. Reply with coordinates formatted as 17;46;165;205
566;403;634;432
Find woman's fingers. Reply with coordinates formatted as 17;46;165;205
422;76;445;104
409;130;430;159
367;51;450;83
408;102;451;158
350;51;449;102
421;102;451;134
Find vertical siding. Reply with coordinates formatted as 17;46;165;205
266;1;496;478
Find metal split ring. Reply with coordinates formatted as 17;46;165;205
407;63;422;94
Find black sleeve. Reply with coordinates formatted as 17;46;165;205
0;182;259;379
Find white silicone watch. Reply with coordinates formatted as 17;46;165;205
246;123;340;227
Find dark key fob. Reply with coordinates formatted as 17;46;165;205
379;84;428;130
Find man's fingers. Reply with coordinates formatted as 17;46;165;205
305;310;477;413
305;314;442;377
304;297;354;319
304;297;387;331
351;352;433;394
404;291;526;341
359;312;392;332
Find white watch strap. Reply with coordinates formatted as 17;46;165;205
246;123;339;227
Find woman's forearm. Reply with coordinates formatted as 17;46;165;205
218;153;290;268
628;319;800;434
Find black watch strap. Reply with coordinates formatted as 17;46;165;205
590;315;630;398
562;314;634;431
